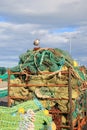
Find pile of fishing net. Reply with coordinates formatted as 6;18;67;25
9;47;87;128
9;75;82;114
10;48;73;73
0;99;53;130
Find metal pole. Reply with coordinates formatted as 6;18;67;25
68;67;73;130
86;90;87;116
69;37;71;55
8;69;11;107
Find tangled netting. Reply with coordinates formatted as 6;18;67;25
1;47;86;129
0;99;52;130
11;48;73;73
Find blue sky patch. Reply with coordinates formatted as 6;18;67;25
51;27;77;34
0;16;6;22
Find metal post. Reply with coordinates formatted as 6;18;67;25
68;67;73;130
69;37;71;55
86;90;87;116
8;69;11;107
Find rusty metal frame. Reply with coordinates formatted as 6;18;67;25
7;67;87;130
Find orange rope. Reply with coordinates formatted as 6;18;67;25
78;117;86;130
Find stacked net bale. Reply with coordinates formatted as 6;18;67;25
9;47;87;127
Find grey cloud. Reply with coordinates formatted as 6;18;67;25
0;21;87;66
0;0;87;67
0;0;87;27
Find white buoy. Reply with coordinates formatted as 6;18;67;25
33;39;40;46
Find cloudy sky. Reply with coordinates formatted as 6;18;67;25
0;0;87;67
